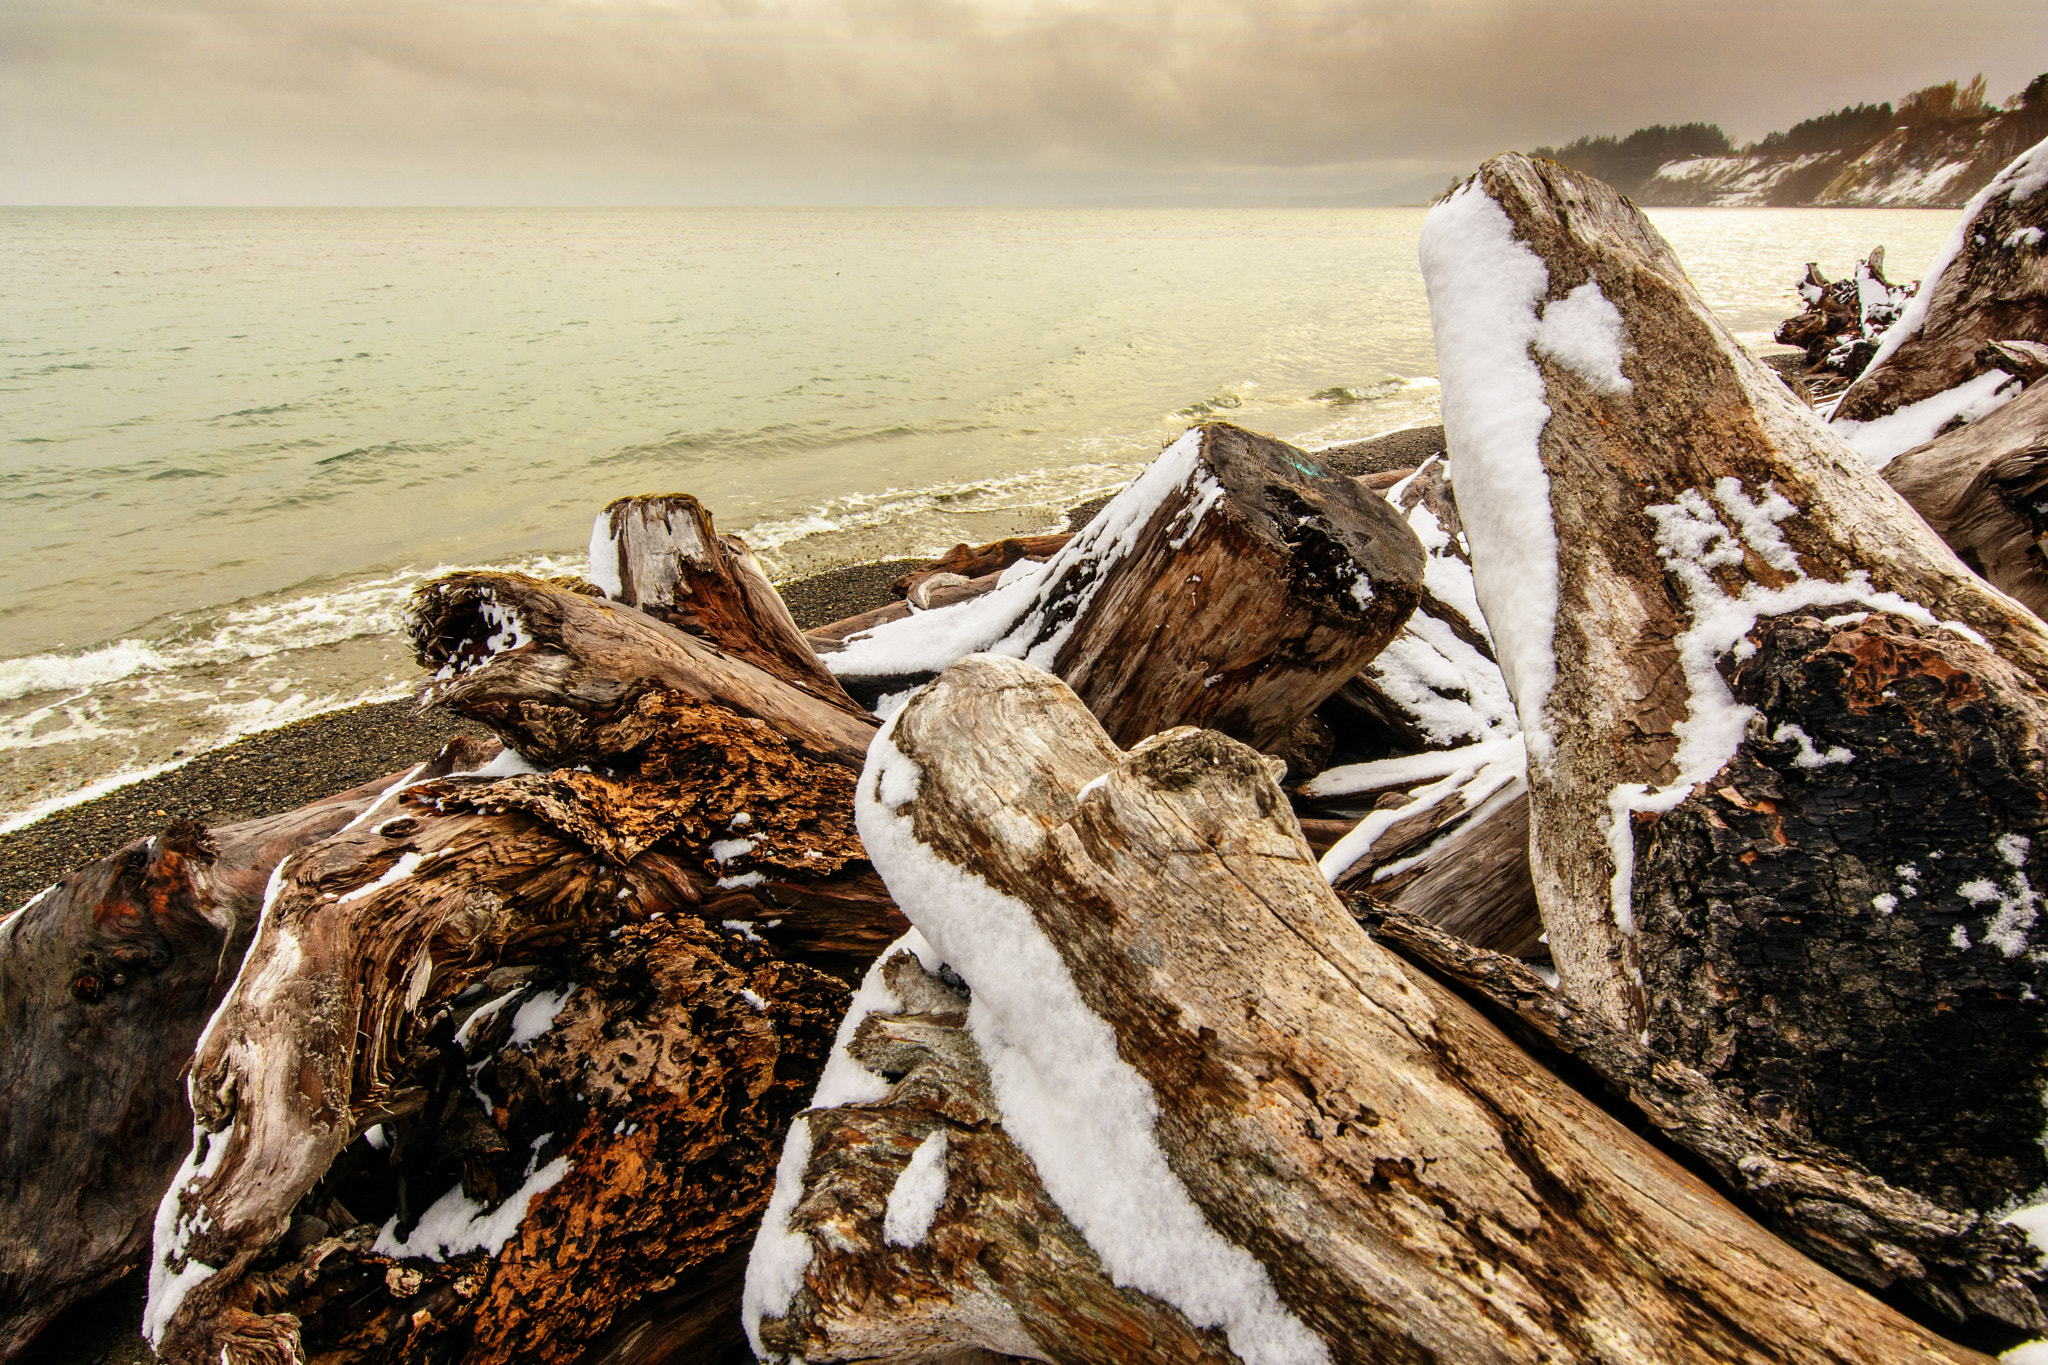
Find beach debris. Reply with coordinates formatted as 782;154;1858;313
752;654;1989;1364
885;532;1071;600
1772;246;1918;382
23;145;2048;1365
1831;135;2048;455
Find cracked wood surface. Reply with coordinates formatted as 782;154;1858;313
835;654;1983;1365
0;748;493;1361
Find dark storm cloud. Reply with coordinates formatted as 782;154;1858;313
3;0;2044;202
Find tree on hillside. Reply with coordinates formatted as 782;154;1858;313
1749;102;1894;156
1898;75;1992;127
1531;122;1732;184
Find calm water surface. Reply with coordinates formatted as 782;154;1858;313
0;205;1957;828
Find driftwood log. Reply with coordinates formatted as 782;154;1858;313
587;492;862;712
0;743;492;1361
142;526;912;1365
1421;151;2048;1313
749;654;1988;1364
1833;136;2048;426
817;421;1426;753
887;534;1071;599
1885;379;2048;616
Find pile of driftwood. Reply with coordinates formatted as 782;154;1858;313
6;137;2048;1365
1774;246;1918;385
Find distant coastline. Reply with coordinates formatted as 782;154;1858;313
1524;72;2048;209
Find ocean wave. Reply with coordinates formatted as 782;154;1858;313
741;462;1137;568
0;553;582;708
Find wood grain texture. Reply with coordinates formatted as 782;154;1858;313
853;655;1984;1365
408;570;878;772
0;740;495;1362
592;493;863;714
1885;380;2048;617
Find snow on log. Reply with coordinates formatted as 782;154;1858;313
0;743;493;1360
1355;902;2046;1330
746;936;1239;1364
1294;459;1538;955
1885;380;2048;617
587;492;862;712
819;422;1426;753
408;569;878;771
1421;151;2048;1253
1831;137;2048;461
750;652;1988;1365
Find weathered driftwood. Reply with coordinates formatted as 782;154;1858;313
753;943;1239;1364
1354;901;2046;1331
146;794;849;1365
1773;248;1915;379
408;569;878;771
1885;380;2048;617
145;534;911;1365
0;743;492;1362
887;534;1071;598
806;572;1004;650
588;493;861;712
818;422;1426;752
1833;137;2048;425
1421;144;2048;1222
753;654;1987;1365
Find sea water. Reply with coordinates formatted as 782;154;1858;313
0;205;1956;827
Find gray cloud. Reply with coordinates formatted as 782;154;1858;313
3;0;2044;202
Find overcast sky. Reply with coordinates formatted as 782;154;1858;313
4;0;2044;205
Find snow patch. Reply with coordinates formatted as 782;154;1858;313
508;984;576;1046
1319;739;1526;885
855;713;1330;1365
1418;182;1564;767
373;1157;571;1261
742;1116;815;1359
882;1129;951;1247
1835;369;2023;467
1772;723;1853;769
586;513;624;600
